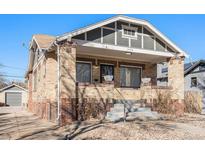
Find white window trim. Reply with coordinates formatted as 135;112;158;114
76;61;93;84
122;25;138;39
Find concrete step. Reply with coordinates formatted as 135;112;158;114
110;108;127;113
105;116;124;122
105;112;125;122
114;99;144;106
137;107;151;112
106;112;125;118
114;103;124;108
126;111;160;121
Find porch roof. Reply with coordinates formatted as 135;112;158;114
76;41;173;63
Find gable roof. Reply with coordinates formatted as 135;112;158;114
161;59;205;75
32;34;56;49
57;15;188;57
0;83;28;92
184;59;205;76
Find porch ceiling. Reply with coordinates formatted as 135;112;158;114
76;45;173;63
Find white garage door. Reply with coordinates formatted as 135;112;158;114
5;92;22;106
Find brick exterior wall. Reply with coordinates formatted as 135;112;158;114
28;52;58;123
59;43;77;125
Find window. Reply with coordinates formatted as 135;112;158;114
122;25;137;38
123;29;135;36
43;60;46;78
38;64;41;82
76;62;91;83
100;64;114;83
120;66;141;88
33;70;37;91
191;77;197;87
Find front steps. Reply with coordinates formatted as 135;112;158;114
105;100;161;122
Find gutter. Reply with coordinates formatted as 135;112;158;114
54;41;61;125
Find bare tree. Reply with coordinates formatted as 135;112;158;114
0;64;8;88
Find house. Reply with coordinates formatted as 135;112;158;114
25;15;188;125
0;83;28;107
157;60;205;111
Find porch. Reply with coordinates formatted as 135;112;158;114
75;44;172;101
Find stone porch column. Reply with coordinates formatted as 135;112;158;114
168;56;185;100
59;42;77;125
167;56;185;115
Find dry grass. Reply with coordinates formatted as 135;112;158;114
65;113;205;140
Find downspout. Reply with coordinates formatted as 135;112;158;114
54;41;61;125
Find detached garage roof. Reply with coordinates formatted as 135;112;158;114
0;84;28;92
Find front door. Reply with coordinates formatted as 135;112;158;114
100;64;114;83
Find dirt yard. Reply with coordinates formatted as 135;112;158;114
66;114;205;140
1;107;205;140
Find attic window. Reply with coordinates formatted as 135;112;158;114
122;25;137;39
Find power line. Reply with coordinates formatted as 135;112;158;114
0;64;26;70
0;74;24;78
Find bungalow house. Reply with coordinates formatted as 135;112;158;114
157;60;205;112
25;15;188;125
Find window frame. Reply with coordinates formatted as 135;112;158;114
191;77;197;87
120;65;142;88
100;63;115;83
122;25;138;39
76;61;92;84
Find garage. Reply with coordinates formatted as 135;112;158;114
5;92;22;106
0;84;28;107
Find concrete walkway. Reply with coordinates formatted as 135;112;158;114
0;107;64;140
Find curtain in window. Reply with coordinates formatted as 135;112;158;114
120;66;141;88
76;62;91;83
100;65;114;82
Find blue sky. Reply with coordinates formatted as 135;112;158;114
0;14;204;81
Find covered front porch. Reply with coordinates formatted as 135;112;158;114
75;44;173;101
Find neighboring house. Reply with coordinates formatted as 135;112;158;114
157;60;205;111
25;15;187;125
0;83;28;107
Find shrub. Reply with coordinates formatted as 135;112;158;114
184;91;202;114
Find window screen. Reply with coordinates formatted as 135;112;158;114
76;62;91;83
120;66;141;88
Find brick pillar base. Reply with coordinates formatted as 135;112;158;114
60;98;77;126
169;99;185;117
